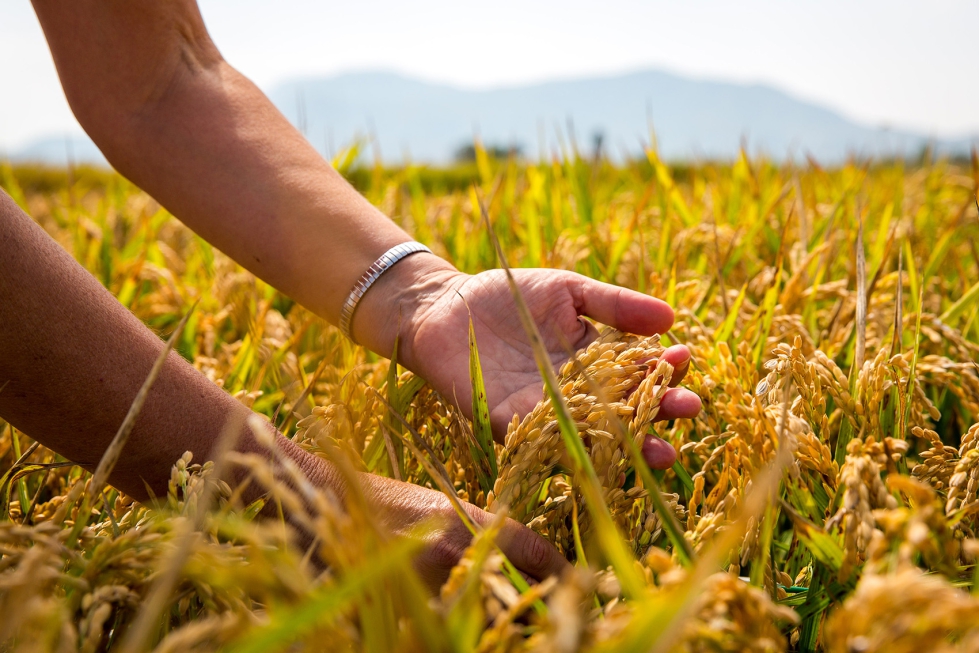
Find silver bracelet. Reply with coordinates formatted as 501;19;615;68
339;241;433;341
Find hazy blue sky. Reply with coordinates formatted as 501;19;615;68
1;0;976;151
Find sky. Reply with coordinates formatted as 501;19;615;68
1;0;977;153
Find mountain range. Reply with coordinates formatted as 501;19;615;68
10;69;976;166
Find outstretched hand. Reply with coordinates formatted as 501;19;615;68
401;268;702;470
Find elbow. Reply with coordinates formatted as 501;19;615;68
62;85;158;159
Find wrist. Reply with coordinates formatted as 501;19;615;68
350;250;465;370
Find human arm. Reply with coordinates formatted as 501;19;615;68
0;189;566;588
29;0;445;357
30;0;701;456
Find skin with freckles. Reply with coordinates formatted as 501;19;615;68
3;0;703;589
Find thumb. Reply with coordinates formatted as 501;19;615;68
572;275;675;335
497;517;570;581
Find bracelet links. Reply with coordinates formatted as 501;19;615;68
338;241;432;341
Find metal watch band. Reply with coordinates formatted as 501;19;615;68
338;241;432;341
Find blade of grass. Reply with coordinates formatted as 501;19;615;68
780;500;845;572
384;335;405;479
226;537;420;653
444;513;509;650
274;351;330;434
891;247;904;356
87;301;197;504
835;214;867;465
627;433;695;567
555;330;695;567
467;311;498;491
749;498;779;590
904;239;920;316
798;561;829;651
65;302;197;546
671;459;695;496
2;428;31;507
922;226;958;282
7;428;31;518
571;496;589;567
373;391;545;614
752;250;784;369
117;407;244;653
902;281;927;439
595;393;796;653
940;279;979;324
476;188;646;598
2;461;73;519
715;282;748;345
853;211;867;372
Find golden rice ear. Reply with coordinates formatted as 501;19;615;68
8;150;979;652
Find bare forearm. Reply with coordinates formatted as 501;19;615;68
0;190;333;501
90;63;412;321
30;0;458;361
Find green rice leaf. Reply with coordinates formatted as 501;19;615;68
477;190;647;599
468;314;498;493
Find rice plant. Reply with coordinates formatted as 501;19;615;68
1;146;979;652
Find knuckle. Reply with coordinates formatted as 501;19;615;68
462;502;488;527
523;532;554;576
426;532;467;570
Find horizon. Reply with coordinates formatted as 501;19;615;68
7;65;976;167
271;67;978;140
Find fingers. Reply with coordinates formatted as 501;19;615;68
639;344;691;383
637;346;697;469
634;345;701;421
658;387;702;420
570;276;698;417
416;502;569;591
642;434;677;469
497;517;571;582
572;276;674;335
659;345;691;386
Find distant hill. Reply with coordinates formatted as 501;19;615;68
267;70;974;163
10;69;976;165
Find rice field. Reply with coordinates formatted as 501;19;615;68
2;147;979;652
